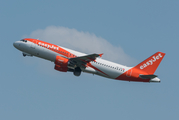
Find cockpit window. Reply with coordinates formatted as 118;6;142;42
20;39;27;42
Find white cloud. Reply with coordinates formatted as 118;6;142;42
25;26;136;66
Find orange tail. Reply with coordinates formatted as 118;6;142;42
134;52;165;74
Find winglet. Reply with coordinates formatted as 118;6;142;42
99;53;103;57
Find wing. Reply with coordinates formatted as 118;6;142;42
69;53;103;68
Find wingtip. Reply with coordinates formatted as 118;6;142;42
99;53;103;57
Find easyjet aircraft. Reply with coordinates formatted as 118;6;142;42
13;38;165;82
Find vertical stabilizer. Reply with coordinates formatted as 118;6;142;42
134;52;165;74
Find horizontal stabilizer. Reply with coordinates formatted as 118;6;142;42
139;74;158;79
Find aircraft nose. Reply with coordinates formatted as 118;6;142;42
13;41;20;49
13;41;17;48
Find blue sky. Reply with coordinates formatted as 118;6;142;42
1;0;179;120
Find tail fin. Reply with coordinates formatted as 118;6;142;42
134;52;165;74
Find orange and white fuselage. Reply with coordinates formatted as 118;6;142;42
13;38;165;82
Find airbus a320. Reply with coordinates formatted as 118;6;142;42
13;38;165;82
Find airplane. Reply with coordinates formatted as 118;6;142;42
13;38;165;82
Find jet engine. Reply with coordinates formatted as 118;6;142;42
54;56;69;72
54;56;82;76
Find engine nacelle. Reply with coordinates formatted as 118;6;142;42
55;56;69;67
54;65;68;72
54;56;69;72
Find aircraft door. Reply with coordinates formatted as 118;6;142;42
126;69;132;77
30;42;35;49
